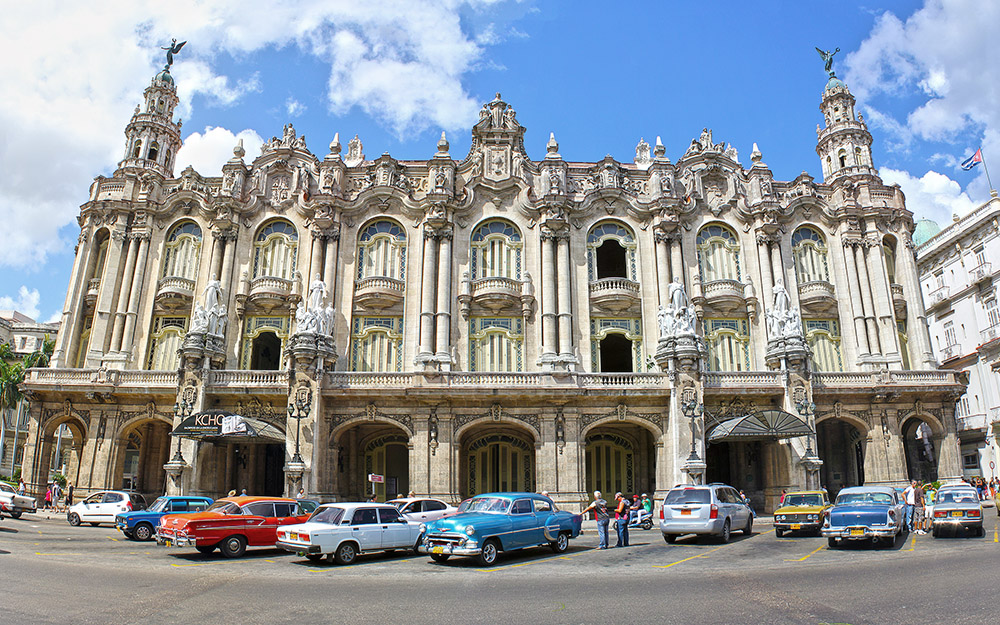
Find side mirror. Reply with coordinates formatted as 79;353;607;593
397;517;408;523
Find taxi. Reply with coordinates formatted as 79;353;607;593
773;490;831;536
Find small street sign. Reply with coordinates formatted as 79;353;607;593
368;473;384;483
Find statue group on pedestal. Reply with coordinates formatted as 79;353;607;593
658;278;697;339
190;276;227;336
765;280;804;340
295;274;335;336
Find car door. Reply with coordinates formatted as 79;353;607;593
273;502;303;528
242;502;274;546
79;492;105;521
348;507;382;550
99;492;125;522
727;489;748;527
377;506;414;549
533;498;561;542
421;499;449;522
509;498;540;548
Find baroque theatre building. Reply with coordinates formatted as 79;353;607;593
20;59;966;513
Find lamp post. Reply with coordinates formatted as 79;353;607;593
683;398;704;461
796;399;817;457
796;399;822;489
287;390;311;464
170;397;193;463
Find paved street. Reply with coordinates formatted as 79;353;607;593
2;510;998;625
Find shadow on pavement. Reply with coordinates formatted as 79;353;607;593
167;547;291;562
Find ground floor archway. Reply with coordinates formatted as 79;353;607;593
705;439;791;514
902;417;939;483
193;440;287;498
584;425;655;497
332;423;411;502
461;427;535;497
113;420;172;499
817;418;865;498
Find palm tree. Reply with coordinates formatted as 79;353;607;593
0;342;25;411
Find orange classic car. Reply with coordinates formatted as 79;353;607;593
156;496;310;558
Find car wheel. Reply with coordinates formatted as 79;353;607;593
477;538;500;566
9;511;21;519
219;535;247;559
977;526;986;538
641;519;653;531
413;538;423;554
827;537;838;549
305;554;324;563
195;545;216;554
68;513;81;527
334;542;358;565
133;523;154;542
775;528;784;537
663;534;676;544
718;519;731;544
430;553;450;563
742;515;753;536
550;532;569;554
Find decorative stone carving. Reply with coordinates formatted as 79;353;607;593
658;278;697;339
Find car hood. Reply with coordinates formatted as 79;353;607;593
117;510;160;521
279;521;338;534
775;505;826;514
425;511;510;532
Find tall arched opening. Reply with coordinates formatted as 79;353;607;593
460;426;535;497
816;418;866;498
332;422;410;502
901;417;939;482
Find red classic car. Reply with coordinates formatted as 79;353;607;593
156;496;309;558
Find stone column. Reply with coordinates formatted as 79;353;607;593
842;242;870;356
854;244;881;355
54;232;93;366
556;232;573;359
87;229;128;366
308;230;324;286
109;237;139;353
207;234;224;283
669;236;685;291
540;230;557;359
121;234;151;356
417;229;438;360
895;238;935;367
323;225;340;302
865;238;900;365
435;228;453;361
219;233;237;297
654;232;671;307
756;235;774;309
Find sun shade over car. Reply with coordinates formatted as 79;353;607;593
664;488;711;504
836;492;893;505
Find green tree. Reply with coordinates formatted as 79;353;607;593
0;336;54;410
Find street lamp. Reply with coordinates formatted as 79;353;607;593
796;399;817;457
287;390;311;464
682;398;703;462
170;397;193;463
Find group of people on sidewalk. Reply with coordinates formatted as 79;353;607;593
582;491;652;549
41;480;73;515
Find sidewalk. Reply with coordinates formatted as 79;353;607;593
579;515;774;532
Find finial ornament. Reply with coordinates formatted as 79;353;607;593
161;38;187;69
815;46;840;78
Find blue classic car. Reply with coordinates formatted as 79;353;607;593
418;492;582;566
821;485;906;548
116;495;213;541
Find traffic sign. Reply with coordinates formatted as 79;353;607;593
368;473;384;483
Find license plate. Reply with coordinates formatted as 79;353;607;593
164;539;172;546
951;511;963;518
290;532;299;541
432;546;444;554
680;509;692;516
850;528;864;536
791;524;802;530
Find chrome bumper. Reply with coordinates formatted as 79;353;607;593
276;540;322;555
155;531;193;547
417;543;481;557
822;526;897;539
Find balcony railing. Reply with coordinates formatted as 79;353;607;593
939;343;961;361
971;262;992;284
981;325;1000;346
957;413;988;432
929;285;950;306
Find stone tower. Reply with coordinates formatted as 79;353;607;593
815;75;876;184
115;66;182;178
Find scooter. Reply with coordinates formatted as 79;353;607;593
628;508;654;530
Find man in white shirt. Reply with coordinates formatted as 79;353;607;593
902;480;920;532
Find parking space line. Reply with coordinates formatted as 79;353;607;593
106;536;119;542
994;521;998;543
653;544;727;569
784;545;824;562
905;533;917;552
475;549;590;573
35;552;83;556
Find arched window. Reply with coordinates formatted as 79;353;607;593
704;318;750;371
697;224;741;283
164;149;172;169
132;140;142;159
253;220;298;280
471;220;521;279
587;221;637;281
157;99;165;113
838;149;847;168
469;317;523;372
350;316;403;372
146;316;187;370
855;147;865;167
161;221;202;281
883;237;897;284
147;141;159;162
590;318;642;373
805;319;843;372
792;226;830;284
357;220;406;281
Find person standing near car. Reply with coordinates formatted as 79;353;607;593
51;481;62;513
65;483;74;509
614;492;630;547
641;494;652;516
582;491;610;549
902;479;919;531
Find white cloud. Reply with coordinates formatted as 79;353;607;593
881;167;977;225
0;286;41;320
175;127;265;177
0;0;522;270
286;97;307;117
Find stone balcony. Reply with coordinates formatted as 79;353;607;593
471;276;523;313
155;276;195;308
84;278;100;307
956;413;988;433
970;262;992;285
354;276;405;309
699;279;746;313
890;283;906;318
588;277;641;314
797;280;836;313
928;285;950;309
248;276;295;310
980;325;1000;348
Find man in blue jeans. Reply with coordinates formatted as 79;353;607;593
902;479;919;531
582;491;610;549
614;492;630;547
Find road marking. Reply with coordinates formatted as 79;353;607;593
35;552;82;556
653;544;727;568
905;533;917;552
170;562;219;567
264;559;276;563
784;545;824;562
106;536;119;542
994;521;998;543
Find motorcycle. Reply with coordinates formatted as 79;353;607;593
628;508;654;530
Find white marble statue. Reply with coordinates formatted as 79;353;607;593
308;274;327;312
658;278;697;339
203;275;222;312
191;305;210;334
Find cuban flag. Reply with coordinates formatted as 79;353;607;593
961;148;983;170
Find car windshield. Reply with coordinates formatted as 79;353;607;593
938;491;978;505
387;500;407;510
836;492;893;505
206;501;240;514
783;494;824;507
664;488;711;505
309;506;346;525
464;497;510;513
456;499;471;513
146;498;168;513
0;483;13;493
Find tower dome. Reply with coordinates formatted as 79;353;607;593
913;218;941;247
154;67;174;86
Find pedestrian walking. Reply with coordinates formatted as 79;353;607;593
582;490;610;549
44;484;52;511
614;492;630;547
51;482;62;513
65;483;74;509
17;477;25;495
913;485;926;534
902;479;920;531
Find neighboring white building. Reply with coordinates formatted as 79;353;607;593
917;193;1000;480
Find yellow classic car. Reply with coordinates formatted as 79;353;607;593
773;490;831;536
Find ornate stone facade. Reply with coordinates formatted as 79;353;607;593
19;64;966;513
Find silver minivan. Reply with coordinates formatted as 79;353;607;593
659;484;753;543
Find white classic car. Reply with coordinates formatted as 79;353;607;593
276;502;423;565
0;482;36;518
386;497;457;523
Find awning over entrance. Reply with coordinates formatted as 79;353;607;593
708;409;813;443
171;410;285;444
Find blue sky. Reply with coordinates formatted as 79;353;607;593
0;0;995;323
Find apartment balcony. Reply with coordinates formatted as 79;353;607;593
939;342;962;362
980;325;1000;347
470;276;525;313
928;285;950;309
353;276;405;310
248;276;295;310
589;277;641;314
700;279;746;313
890;283;906;318
84;278;100;307
957;413;988;433
971;262;992;285
797;280;836;313
155;276;195;308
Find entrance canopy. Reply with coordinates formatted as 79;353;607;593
171;410;285;444
708;409;812;443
